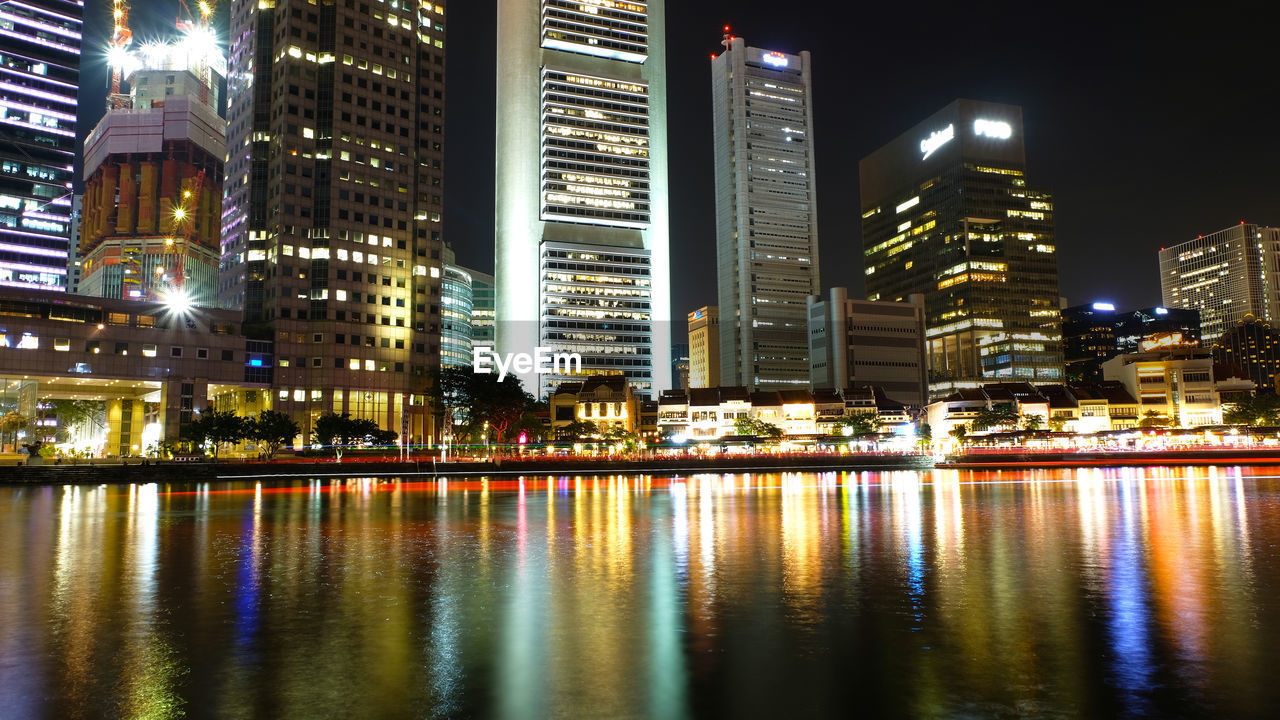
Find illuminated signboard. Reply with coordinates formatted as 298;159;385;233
1141;332;1191;352
920;124;954;160
973;118;1012;139
762;52;788;68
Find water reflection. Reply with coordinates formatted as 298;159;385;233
3;468;1280;718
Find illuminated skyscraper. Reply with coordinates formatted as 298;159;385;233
80;37;226;306
711;36;820;390
861;99;1064;396
495;0;671;397
0;0;81;291
1158;223;1280;341
220;0;447;440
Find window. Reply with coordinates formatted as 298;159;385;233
222;350;234;361
142;345;157;358
54;338;70;352
114;342;129;355
171;347;183;358
197;348;209;359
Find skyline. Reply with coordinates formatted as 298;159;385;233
72;3;1278;320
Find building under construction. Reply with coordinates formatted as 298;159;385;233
78;3;226;308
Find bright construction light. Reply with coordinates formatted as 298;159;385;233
163;288;193;314
173;207;187;221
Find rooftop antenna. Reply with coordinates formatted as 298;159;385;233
721;25;733;53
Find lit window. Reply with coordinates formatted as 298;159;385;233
142;345;157;357
54;338;70;352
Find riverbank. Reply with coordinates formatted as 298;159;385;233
940;447;1280;469
0;453;933;485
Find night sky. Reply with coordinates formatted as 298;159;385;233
80;2;1277;322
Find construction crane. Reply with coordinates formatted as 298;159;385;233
106;0;133;110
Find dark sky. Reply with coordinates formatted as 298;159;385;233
81;2;1278;319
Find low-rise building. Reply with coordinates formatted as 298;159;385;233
548;376;639;439
807;289;927;406
0;288;271;457
1102;348;1225;427
656;385;911;441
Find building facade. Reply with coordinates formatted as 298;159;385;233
1101;349;1224;428
1062;302;1201;381
687;305;719;389
0;287;272;457
440;246;472;368
1158;223;1280;341
807;288;927;406
464;266;494;350
1213;314;1280;391
495;0;671;397
0;0;81;292
861;99;1064;396
220;0;447;440
80;55;226;306
711;38;820;389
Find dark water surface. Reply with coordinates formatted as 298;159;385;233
4;467;1280;719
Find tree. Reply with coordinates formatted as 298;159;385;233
1138;410;1169;429
312;413;396;460
1223;392;1280;426
758;422;784;440
1049;417;1067;433
428;367;534;443
1;411;29;453
45;400;106;444
917;422;933;451
836;413;881;438
560;419;599;442
247;410;301;459
732;416;783;440
182;409;247;461
1021;414;1044;432
949;423;969;444
972;405;1019;432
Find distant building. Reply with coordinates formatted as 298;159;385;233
807;289;927;407
926;381;1140;438
67;196;83;294
1213;314;1280;391
466;267;495;350
440;247;473;369
656;385;909;441
1062;302;1201;381
861;99;1064;394
687;306;719;388
670;342;689;391
712;37;821;389
1159;223;1280;341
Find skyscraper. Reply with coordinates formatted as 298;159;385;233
1158;223;1280;341
711;37;820;389
440;245;473;368
861;99;1064;396
0;0;81;292
495;0;671;397
687;305;719;389
221;0;447;440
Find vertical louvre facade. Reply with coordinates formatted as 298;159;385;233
861;99;1064;397
0;0;81;291
496;0;670;397
221;0;446;440
711;39;820;390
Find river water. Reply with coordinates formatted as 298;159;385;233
3;467;1280;719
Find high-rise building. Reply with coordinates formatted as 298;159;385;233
687;305;720;389
466;266;494;350
1062;302;1201;381
79;41;226;306
670;342;689;390
806;289;928;406
495;0;671;397
0;0;81;292
861;99;1064;397
440;246;472;368
1158;223;1280;341
67;194;82;293
220;0;447;441
711;37;820;389
1213;314;1280;391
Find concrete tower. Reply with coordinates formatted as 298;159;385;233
495;0;671;397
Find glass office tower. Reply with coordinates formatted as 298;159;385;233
861;99;1063;396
